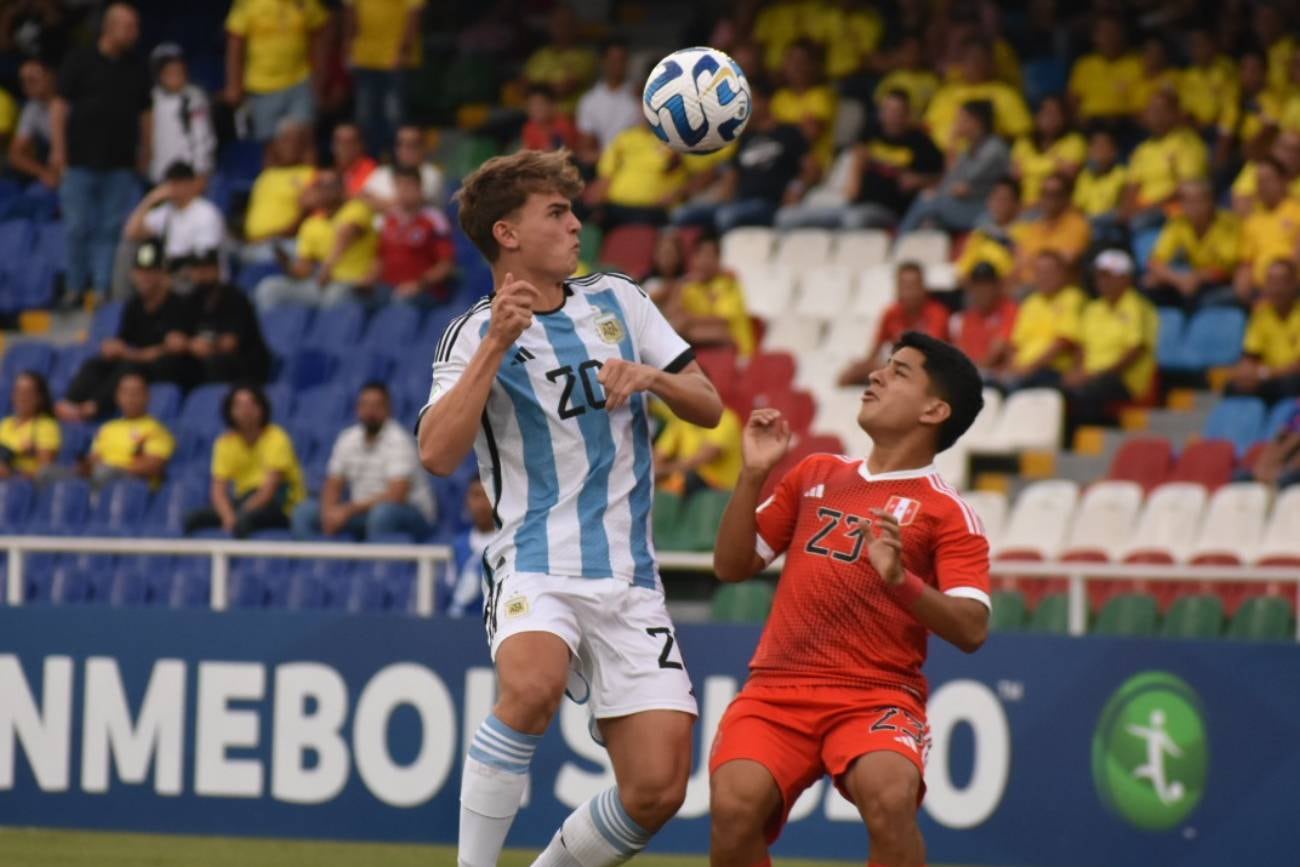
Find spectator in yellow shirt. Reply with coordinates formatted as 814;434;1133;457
243;120;316;248
1181;28;1238;132
1229;259;1300;403
254;169;379;310
87;372;175;487
999;250;1086;391
772;40;837;166
1065;249;1159;429
1230;130;1300;215
1073;127;1128;242
955;177;1020;281
1216;49;1278;170
1011;95;1086;207
1068;14;1144;123
1011;173;1091;284
1145;180;1241;309
654;405;743;494
0;372;59;479
873;34;939;118
588;122;690;228
224;0;330;140
1129;36;1182;117
666;234;755;357
923;38;1031;153
1122;91;1208;226
522;4;597;113
1234;157;1300;301
184;384;304;537
343;0;424;155
1254;2;1296;94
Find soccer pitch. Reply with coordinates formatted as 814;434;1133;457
0;828;999;867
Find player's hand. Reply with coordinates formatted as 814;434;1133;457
868;508;905;586
742;409;791;474
487;273;539;349
596;359;658;412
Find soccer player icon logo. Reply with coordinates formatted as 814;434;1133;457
1125;709;1186;805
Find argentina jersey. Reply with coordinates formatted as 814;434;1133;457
422;272;695;589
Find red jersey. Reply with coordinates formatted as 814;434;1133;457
751;454;991;701
379;208;456;288
875;299;950;350
951;297;1018;367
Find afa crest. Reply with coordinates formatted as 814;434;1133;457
504;596;530;618
594;313;626;345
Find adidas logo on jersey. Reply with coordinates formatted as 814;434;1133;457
511;347;536;366
803;484;825;499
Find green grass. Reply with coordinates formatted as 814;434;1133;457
0;828;994;867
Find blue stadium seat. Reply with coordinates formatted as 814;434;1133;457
1155;308;1186;368
169;558;212;608
0;341;56;386
89;301;125;345
236;261;282;294
285;346;342;391
24;552;65;603
1133;227;1162;271
1264;399;1300;439
0;220;36;313
37;221;65;272
1022;56;1068;107
303;302;366;348
1203;397;1268;454
292;383;352;427
0;478;35;529
111;556;176;606
218;139;264;189
56;422;94;464
28;478;92;535
64;554;117;604
144;479;208;536
264;382;295;420
87;478;153;535
13;249;56;310
178;383;229;437
147;383;183;423
48;344;95;396
174;429;218;474
364;304;422;354
1171;308;1247;370
259;304;313;361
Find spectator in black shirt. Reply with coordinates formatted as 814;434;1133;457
671;80;814;233
55;240;198;423
775;89;943;229
186;251;272;385
49;2;152;306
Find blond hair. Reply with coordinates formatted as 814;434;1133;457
455;149;583;262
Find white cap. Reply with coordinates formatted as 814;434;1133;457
1094;249;1134;275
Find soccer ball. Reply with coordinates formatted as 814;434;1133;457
642;47;751;154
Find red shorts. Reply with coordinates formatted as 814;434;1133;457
708;680;930;842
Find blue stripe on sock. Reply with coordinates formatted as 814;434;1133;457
467;744;530;774
603;789;649;845
473;728;533;761
589;791;636;856
483;713;542;747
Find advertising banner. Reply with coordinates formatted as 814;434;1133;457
0;607;1296;866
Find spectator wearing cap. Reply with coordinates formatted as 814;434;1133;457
575;39;642;170
360;124;444;211
187;251;271;384
343;0;425;156
1063;249;1159;430
951;262;1017;380
838;261;949;386
123;161;226;281
224;0;329;141
897;100;1009;234
292;382;435;541
1228;259;1300;404
332;122;377;196
148;43;216;184
1144;180;1240;310
55;239;198;423
50;2;152;306
87;372;175;488
7;57;57;188
371;166;455;305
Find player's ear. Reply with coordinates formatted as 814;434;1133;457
492;218;520;254
920;398;952;428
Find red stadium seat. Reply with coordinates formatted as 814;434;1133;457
599;225;658;279
745;352;796;388
1168;439;1236;490
1107;436;1174;492
755;390;815;436
694;346;740;404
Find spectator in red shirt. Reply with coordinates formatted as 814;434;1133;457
332;122;377;195
521;84;579;152
951;261;1017;378
838;261;949;385
373;166;455;305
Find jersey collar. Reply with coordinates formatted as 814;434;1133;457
856;460;937;483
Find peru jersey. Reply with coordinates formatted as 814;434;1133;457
751;454;991;700
421;273;694;589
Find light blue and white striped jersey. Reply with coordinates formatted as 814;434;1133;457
421;272;694;590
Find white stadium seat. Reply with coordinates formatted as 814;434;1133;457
979;389;1063;452
765;314;825;354
721;227;775;272
794;265;857;318
924;261;959;292
994;479;1080;559
960;489;1008;549
1120;483;1209;562
775;228;835;269
794;351;847;394
853;263;896;316
892;229;951;265
823;314;877;360
1190;482;1271;563
739;264;797;319
1256;486;1300;563
934;445;970;491
832;230;891;269
815;386;871;453
954;388;1003;452
1063;481;1145;560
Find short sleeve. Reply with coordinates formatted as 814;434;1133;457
386;429;420;479
933;503;992;609
339;200;374;230
0;89;15;137
194;205;226;251
143;206;168;237
211;436;234;479
754;457;812;564
261;428;296;474
143;423;176;460
89;427;106;459
297;218;327;261
625;279;693;371
596;134;620;179
225;1;249;35
1242;310;1266;356
1150;221;1180;264
36;418;61;453
326;431;348;478
419;309;486;422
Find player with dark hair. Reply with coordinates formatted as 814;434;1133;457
709;332;991;867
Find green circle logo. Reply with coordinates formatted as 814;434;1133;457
1091;672;1208;831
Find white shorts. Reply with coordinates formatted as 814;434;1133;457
486;573;698;721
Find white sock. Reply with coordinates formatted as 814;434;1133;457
531;787;652;867
459;713;541;867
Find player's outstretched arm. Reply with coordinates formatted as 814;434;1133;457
713;409;791;582
418;276;538;475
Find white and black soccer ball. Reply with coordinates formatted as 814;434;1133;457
642;47;751;154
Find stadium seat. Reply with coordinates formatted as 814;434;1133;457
56;422;94;464
853;264;896;316
1256;486;1300;566
178;383;229;438
27;478;92;535
989;590;1027;631
48;344;94;397
0;478;35;529
980;388;1063;452
285;346;343;392
745;352;796;390
302;301;365;349
793;265;855;318
1155;308;1186;368
1027;593;1069;634
765;314;825;355
0;341;56;387
1263;398;1300;440
259;304;313;362
1189;482;1270;564
923;262;959;292
956;388;1003;451
832;230;890;269
1121;483;1209;562
720;227;775;273
891;229;950;264
1168;439;1237;489
1226;596;1294;641
679;489;732;551
1062;481;1144;560
87;478;152;536
363;303;422;355
1202;397;1267;454
89;301;125;345
774;229;834;269
147;383;182;423
961;491;1008;550
292;383;354;428
599;225;657;278
933;445;970;491
822;314;876;359
1161;594;1225;639
694;346;740;405
1093;593;1159;636
994;479;1079;560
1168;307;1247;370
711;581;775;623
738;264;797;319
653;491;684;549
1107;436;1174;492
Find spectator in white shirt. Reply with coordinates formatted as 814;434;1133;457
123;161;226;273
148;43;216;183
575;38;642;170
361;123;445;209
445;479;495;617
291;382;436;541
7;57;57;187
